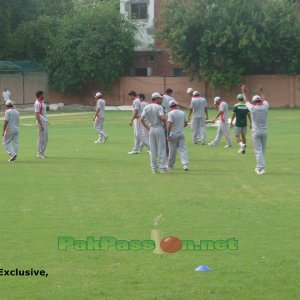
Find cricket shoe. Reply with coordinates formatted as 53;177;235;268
9;154;17;162
37;154;46;159
128;151;139;155
224;145;232;148
255;168;265;175
94;140;102;144
207;142;215;147
160;168;170;174
103;136;108;143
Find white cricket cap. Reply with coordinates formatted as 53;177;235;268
252;95;262;102
169;100;178;107
5;100;13;106
192;91;200;96
152;92;163;99
214;96;221;105
187;88;194;94
95;92;102;97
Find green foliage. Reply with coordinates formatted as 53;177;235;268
10;17;59;62
47;2;136;93
159;0;300;89
0;0;39;58
1;0;135;93
0;0;73;60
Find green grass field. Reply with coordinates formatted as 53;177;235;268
0;109;299;300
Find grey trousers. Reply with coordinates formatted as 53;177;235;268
3;130;18;157
94;117;107;140
138;124;150;152
168;133;189;169
133;118;149;151
149;126;167;172
37;122;48;155
210;122;232;146
192;117;206;143
252;131;268;170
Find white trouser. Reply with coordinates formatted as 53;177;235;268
37;121;48;155
132;118;149;152
210;122;232;146
3;130;18;157
94;117;107;140
168;133;189;169
252;131;268;170
138;124;150;151
192;116;206;143
149;126;167;172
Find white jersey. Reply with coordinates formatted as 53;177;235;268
168;109;186;136
34;100;48;122
4;108;19;132
191;97;207;118
218;101;228;124
2;90;11;101
246;101;269;133
132;97;142;117
140;101;149;112
96;99;106;118
141;103;165;128
162;94;175;113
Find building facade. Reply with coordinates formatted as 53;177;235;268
120;0;183;77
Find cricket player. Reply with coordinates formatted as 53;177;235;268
34;90;48;158
93;92;108;144
167;100;189;171
186;88;194;98
141;92;168;173
128;91;149;154
163;88;188;114
138;93;150;153
241;84;269;175
230;94;251;154
188;90;208;145
2;100;19;162
162;88;175;114
2;88;11;103
208;96;232;148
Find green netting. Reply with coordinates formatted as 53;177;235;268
0;60;47;74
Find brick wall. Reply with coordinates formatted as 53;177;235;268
48;75;300;108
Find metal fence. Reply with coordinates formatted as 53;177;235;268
0;61;48;105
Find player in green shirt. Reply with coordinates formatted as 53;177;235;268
230;94;252;154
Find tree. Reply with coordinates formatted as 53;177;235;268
0;0;73;60
0;0;39;59
10;17;59;62
47;1;136;93
159;0;300;89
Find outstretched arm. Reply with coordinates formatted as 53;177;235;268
257;84;266;100
241;84;249;103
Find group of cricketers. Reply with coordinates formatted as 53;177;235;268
119;84;269;175
2;85;269;175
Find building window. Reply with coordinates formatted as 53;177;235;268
172;68;184;76
131;3;147;20
135;68;148;76
149;55;155;63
